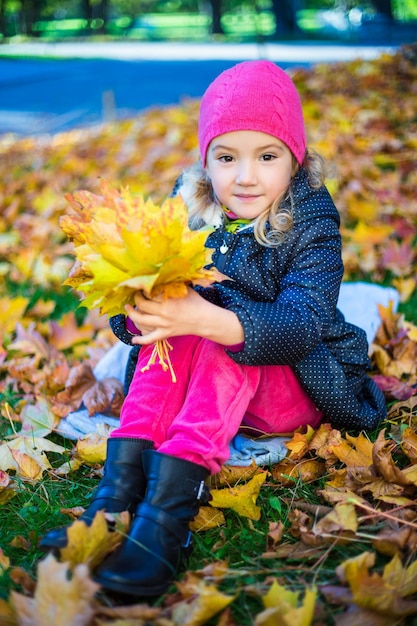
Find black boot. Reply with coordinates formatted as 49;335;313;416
94;450;210;596
39;437;154;552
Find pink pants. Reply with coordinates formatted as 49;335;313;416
111;335;322;474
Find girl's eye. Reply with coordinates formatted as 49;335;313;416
218;155;234;163
261;153;276;161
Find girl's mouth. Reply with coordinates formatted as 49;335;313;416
234;194;260;202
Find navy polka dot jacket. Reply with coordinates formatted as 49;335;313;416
110;168;386;431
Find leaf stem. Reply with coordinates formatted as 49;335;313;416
140;339;177;383
348;497;417;529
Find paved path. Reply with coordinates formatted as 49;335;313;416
0;40;394;62
0;41;396;137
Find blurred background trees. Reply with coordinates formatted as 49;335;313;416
0;0;415;41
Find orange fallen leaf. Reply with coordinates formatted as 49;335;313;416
271;458;325;486
190;506;226;531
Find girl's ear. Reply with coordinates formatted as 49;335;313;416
291;155;300;178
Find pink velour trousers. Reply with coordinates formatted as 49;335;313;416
110;335;323;474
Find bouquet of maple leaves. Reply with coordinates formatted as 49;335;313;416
60;178;217;381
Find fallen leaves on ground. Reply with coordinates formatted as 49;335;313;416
1;44;417;624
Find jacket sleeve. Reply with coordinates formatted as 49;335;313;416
109;314;134;345
217;216;343;366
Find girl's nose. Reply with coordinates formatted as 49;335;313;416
235;161;257;185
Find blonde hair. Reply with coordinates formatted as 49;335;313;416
180;149;327;247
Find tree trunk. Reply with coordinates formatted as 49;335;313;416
371;0;394;20
82;0;93;23
21;0;41;36
93;0;110;34
270;0;301;36
0;0;6;37
208;0;224;35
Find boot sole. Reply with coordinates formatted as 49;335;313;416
94;572;170;597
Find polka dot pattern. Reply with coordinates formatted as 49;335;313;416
198;168;386;430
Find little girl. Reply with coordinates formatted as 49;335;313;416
41;60;386;596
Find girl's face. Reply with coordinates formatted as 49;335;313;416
205;130;297;220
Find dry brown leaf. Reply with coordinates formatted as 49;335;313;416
265;520;285;552
94;603;165;622
372;429;412;486
372;526;416;557
271;458;325;486
210;461;261;488
64;362;97;401
82;377;124;417
48;312;95;351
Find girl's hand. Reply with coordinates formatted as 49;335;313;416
125;287;206;345
125;286;244;347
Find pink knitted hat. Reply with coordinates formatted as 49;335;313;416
198;60;306;166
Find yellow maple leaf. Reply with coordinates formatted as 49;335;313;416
10;554;99;626
61;178;216;316
255;579;316;626
343;220;393;247
337;551;417;617
60;179;217;380
392;277;416;303
60;510;130;570
75;433;107;466
0;296;29;335
209;472;267;521
172;576;235;626
402;320;417;342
